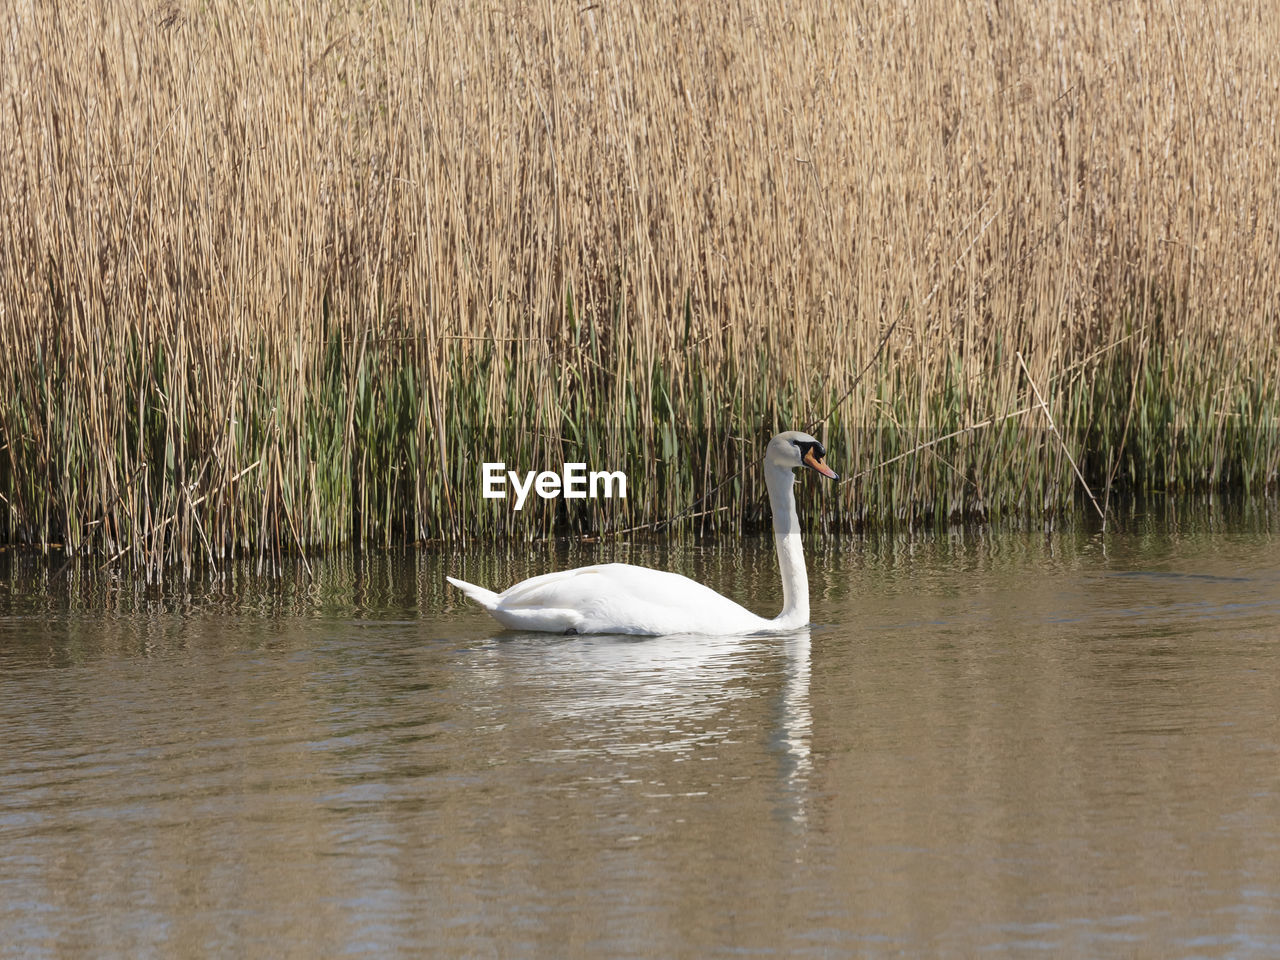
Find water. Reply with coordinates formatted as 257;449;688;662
2;503;1279;958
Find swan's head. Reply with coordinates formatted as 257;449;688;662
766;431;839;480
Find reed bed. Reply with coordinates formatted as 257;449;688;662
2;0;1278;570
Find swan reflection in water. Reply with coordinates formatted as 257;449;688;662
774;628;813;825
464;626;815;821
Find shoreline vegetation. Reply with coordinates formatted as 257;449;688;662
2;1;1278;571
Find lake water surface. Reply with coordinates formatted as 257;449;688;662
2;502;1279;958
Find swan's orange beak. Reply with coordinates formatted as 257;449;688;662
803;448;840;480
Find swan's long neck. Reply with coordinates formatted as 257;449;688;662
765;462;809;629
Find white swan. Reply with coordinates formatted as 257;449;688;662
447;431;838;635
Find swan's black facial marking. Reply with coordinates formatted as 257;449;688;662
791;439;827;461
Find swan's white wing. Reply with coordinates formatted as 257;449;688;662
489;563;770;636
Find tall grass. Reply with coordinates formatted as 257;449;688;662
1;0;1277;569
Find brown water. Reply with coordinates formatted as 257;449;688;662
2;503;1279;958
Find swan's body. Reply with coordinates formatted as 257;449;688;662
448;431;838;636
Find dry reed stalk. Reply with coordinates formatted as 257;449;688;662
1017;351;1106;522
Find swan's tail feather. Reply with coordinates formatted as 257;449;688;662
446;576;501;609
